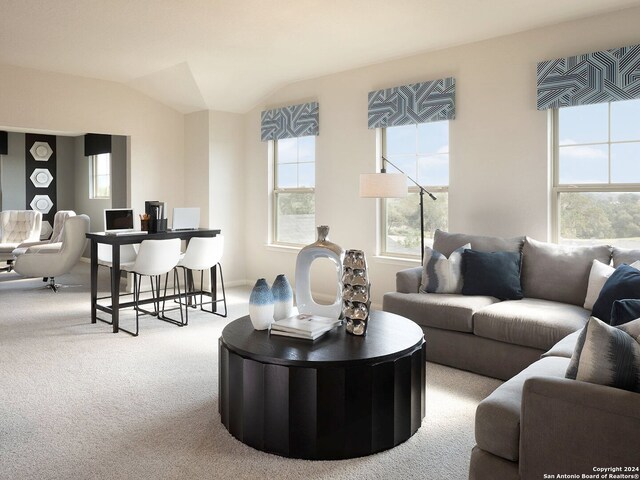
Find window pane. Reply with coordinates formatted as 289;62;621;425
277;138;297;164
611;99;640;142
96;154;110;175
298;163;315;187
418;154;448;186
611;143;640;183
386;125;416;155
298;136;315;163
277;164;297;188
418;121;449;154
385;192;448;256
387;154;417;182
95;175;110;198
276;192;315;244
558;103;608;146
559;144;608;184
558;192;640;248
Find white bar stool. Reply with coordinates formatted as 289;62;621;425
175;235;227;324
120;238;182;336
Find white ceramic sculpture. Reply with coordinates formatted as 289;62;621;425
294;225;344;319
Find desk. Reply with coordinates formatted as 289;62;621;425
86;229;221;333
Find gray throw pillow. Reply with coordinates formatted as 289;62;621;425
432;229;524;257
566;317;640;393
420;244;470;294
521;237;611;306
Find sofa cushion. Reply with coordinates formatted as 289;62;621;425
475;356;570;461
473;298;590;350
461;250;523;300
592;264;640;323
542;330;581;359
382;292;499;333
612;246;640;267
420;244;469;294
566;317;640;393
521;237;611;306
583;259;614;310
432;229;524;257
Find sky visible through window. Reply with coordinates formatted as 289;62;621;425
559;100;640;184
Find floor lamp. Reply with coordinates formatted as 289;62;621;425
359;155;437;263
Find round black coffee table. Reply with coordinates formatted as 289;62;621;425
218;310;425;460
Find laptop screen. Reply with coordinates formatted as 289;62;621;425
172;207;200;230
104;208;134;231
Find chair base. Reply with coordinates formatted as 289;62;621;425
176;263;227;325
39;276;81;293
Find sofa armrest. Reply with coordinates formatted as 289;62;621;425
396;267;422;293
520;376;640;480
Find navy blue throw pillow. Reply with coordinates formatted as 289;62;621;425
461;250;523;300
610;299;640;326
592;264;640;324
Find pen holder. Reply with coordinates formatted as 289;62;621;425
140;219;149;232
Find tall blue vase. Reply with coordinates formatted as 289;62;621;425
249;278;274;330
272;274;294;321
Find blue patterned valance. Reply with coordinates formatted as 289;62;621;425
368;77;455;129
537;44;640;110
260;102;319;141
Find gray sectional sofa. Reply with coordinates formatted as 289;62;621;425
382;230;640;479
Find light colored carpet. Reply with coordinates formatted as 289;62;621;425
0;262;502;480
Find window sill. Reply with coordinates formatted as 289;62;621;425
372;255;421;267
265;243;303;253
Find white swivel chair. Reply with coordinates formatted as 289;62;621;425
120;238;182;336
174;235;227;324
12;210;76;256
13;215;90;292
0;210;42;268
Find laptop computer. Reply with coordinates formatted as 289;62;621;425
172;207;200;231
104;208;145;235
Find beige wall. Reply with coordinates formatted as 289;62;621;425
0;64;185;228
244;7;640;306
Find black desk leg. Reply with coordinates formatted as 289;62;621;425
210;264;218;313
90;240;98;324
111;244;121;333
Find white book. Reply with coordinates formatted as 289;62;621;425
270;314;341;336
269;328;330;341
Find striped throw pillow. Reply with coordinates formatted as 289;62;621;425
420;244;470;294
566;317;640;393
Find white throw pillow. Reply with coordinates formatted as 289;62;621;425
420;243;470;294
584;259;640;310
584;259;615;310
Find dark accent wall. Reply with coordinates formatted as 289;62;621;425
25;133;57;230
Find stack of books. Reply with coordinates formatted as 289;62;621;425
270;314;342;340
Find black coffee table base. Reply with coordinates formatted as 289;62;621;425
219;336;426;460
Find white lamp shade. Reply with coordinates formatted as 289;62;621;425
359;173;408;198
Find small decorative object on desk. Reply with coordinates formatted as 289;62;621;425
272;274;294;321
295;225;344;319
270;313;342;340
249;278;275;330
342;249;371;336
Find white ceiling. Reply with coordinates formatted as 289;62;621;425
2;0;640;114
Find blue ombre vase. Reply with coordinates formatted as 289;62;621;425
272;274;294;321
249;278;275;330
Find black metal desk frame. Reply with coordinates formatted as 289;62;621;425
86;229;221;334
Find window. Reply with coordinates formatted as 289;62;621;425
273;136;315;245
382;122;449;257
89;153;111;200
553;100;640;248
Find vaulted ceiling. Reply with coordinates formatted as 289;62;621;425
2;0;639;113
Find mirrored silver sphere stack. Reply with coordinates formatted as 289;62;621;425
342;249;370;336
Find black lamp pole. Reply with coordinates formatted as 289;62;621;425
381;155;437;263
